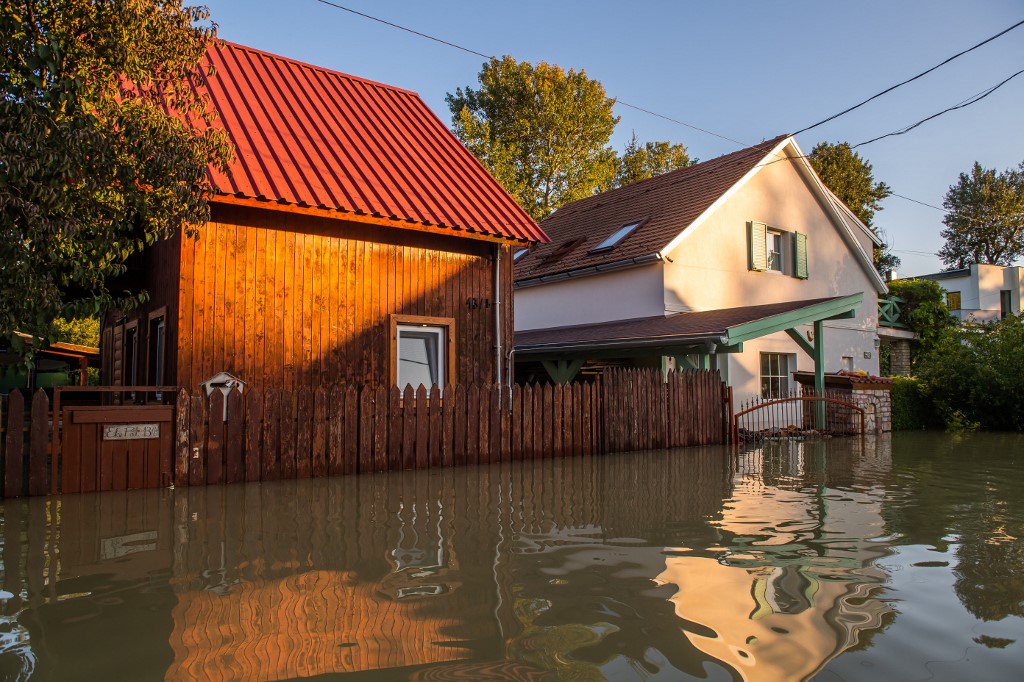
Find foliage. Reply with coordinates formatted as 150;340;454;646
446;56;619;222
0;1;232;355
51;316;100;347
609;131;692;189
915;314;1024;432
886;278;956;352
938;161;1024;269
809;141;892;227
890;377;941;430
809;141;898;277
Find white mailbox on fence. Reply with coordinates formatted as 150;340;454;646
200;372;246;421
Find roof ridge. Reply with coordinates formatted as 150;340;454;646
546;134;790;222
216;40;421;98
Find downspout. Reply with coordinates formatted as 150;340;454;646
495;243;502;391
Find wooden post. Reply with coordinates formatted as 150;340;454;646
29;390;48;496
175;389;190;487
4;391;24;498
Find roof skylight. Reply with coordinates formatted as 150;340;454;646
591;221;642;252
513;247;529;261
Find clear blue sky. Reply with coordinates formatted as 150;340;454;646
203;0;1024;275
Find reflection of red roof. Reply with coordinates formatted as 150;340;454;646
199;42;545;243
515;135;789;279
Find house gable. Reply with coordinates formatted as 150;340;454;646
661;138;884;318
658;137;886;296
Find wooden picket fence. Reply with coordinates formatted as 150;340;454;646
1;368;731;497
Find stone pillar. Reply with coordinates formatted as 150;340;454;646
889;340;912;377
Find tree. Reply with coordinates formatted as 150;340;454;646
0;1;232;354
809;141;899;276
610;131;693;189
447;57;618;222
938;162;1024;269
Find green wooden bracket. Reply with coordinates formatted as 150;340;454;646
674;355;699;371
785;328;815;357
541;358;585;385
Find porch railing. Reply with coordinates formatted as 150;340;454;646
878;296;909;329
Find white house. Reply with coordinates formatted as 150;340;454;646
512;135;888;403
910;263;1022;322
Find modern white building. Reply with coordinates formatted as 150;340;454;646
513;135;887;403
911;263;1022;322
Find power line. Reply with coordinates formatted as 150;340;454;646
308;2;991;221
854;67;1024;147
314;0;492;59
612;100;748;146
891;193;946;212
793;17;1024;135
311;0;749;147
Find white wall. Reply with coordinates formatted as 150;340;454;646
663;149;882;401
923;265;1023;322
514;264;665;331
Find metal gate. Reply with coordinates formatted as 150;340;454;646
731;391;865;443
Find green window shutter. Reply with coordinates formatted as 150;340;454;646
749;221;768;271
794;232;809;279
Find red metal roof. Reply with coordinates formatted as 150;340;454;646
197;42;545;243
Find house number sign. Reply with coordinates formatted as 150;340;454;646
103;424;160;440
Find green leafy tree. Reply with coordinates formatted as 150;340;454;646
0;1;232;354
916;314;1024;431
938;162;1024;269
886;278;956;353
52;316;100;347
610;131;692;189
447;56;618;222
809;141;898;276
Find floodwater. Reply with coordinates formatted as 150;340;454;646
0;433;1022;681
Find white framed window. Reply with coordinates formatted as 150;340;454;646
766;230;784;272
760;352;791;399
391;315;455;392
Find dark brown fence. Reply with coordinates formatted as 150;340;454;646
1;368;731;497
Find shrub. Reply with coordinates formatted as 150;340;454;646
890;377;941;430
916;313;1024;431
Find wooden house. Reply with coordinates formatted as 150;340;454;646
102;42;545;396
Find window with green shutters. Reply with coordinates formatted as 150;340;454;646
793;232;808;279
749;221;808;279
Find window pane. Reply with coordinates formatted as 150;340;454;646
593;221;641;251
398;329;442;389
761;353;770;375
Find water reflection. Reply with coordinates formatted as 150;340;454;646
1;433;1022;680
656;440;894;681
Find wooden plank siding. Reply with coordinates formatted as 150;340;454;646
166;204;510;395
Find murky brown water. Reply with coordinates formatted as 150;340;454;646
1;432;1022;681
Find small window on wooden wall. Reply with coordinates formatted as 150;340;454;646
123;320;139;387
148;307;167;396
390;315;455;393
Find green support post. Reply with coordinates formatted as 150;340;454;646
813;320;825;429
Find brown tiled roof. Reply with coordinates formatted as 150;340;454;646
514;135;790;280
197;42;545;243
516;297;839;352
